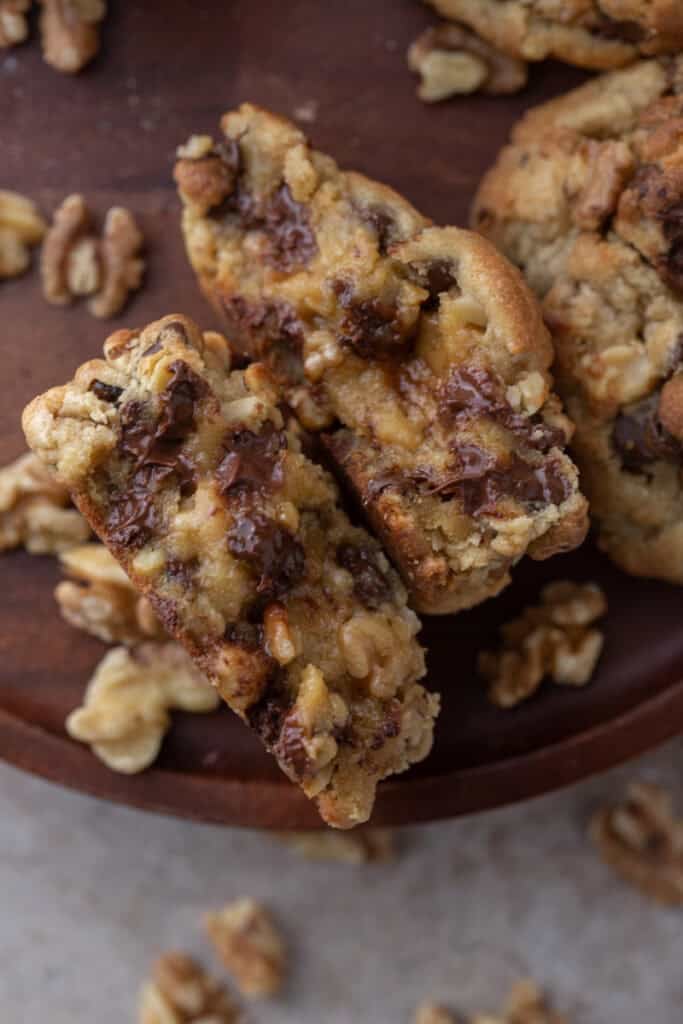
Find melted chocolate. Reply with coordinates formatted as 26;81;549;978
594;14;646;43
224;620;265;651
612;393;682;471
263;184;317;271
333;280;409;358
227;512;305;599
90;380;123;404
336;542;393;609
216;421;287;497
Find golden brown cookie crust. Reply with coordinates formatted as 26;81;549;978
473;57;683;582
427;0;683;71
175;104;587;615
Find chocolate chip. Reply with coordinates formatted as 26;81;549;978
90;380;123;404
262;184;317;272
594;15;646;43
612;393;682;471
216;421;287;497
106;463;174;548
227;512;305;600
333;280;410;358
156;361;207;443
336;542;393;609
360;206;396;255
220;295;303;364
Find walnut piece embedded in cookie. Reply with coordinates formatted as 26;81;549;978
41;194;144;318
138;952;241;1024
408;23;527;101
473;57;683;583
275;826;394;863
0;190;47;280
590;782;683;906
479;581;606;708
56;542;164;644
22;314;437;828
427;0;683;71
175;104;588;615
39;0;107;74
0;451;90;554
66;642;219;773
0;0;29;48
205;900;285;998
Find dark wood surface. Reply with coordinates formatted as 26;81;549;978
1;0;681;829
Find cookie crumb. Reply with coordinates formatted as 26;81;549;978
56;542;164;645
205;899;285;999
66;643;219;773
293;99;318;123
0;190;47;280
408;23;527;102
39;0;106;74
0;452;89;554
41;194;144;318
479;581;606;708
138;952;241;1024
275;827;394;863
590;781;683;906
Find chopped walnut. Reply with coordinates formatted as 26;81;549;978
415;1004;458;1024
205;900;285;999
275;827;394;864
471;980;568;1024
590;782;683;906
0;452;89;554
56;542;164;645
479;581;607;708
408;23;527;102
0;0;29;47
138;952;241;1024
39;0;106;74
0;190;47;279
66;643;219;773
41;194;144;317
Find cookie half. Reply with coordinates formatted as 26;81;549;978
22;315;438;828
175;104;587;613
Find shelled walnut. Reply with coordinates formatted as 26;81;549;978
590;782;683;906
408;23;527;102
205;900;286;999
41;194;144;317
39;0;106;73
138;952;241;1024
0;190;47;280
479;581;606;708
56;542;164;645
0;0;30;47
0;452;89;554
66;643;219;773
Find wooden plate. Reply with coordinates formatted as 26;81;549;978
1;0;682;829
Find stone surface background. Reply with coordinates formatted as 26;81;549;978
1;740;680;1023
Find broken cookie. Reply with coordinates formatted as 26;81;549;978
23;314;437;828
175;104;587;614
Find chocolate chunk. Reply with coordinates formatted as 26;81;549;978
220;295;303;365
440;365;564;452
106;463;174;548
413;259;458;312
216;421;287;497
612;393;682;471
246;673;290;746
360;206;396;255
90;380;123;404
333;280;410;358
594;15;646;43
263;184;317;271
224;620;265;651
156;361;207;444
336;542;393;609
227;512;305;599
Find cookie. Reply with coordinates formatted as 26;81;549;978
427;0;683;71
22;315;438;828
473;57;683;582
174;105;587;614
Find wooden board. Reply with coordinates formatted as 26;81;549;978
1;0;681;829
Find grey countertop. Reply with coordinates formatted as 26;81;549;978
0;740;680;1024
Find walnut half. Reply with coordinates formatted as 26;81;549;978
138;952;241;1024
0;190;47;280
205;900;286;999
408;23;527;102
0;452;89;554
39;0;106;74
590;782;683;906
479;581;607;708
